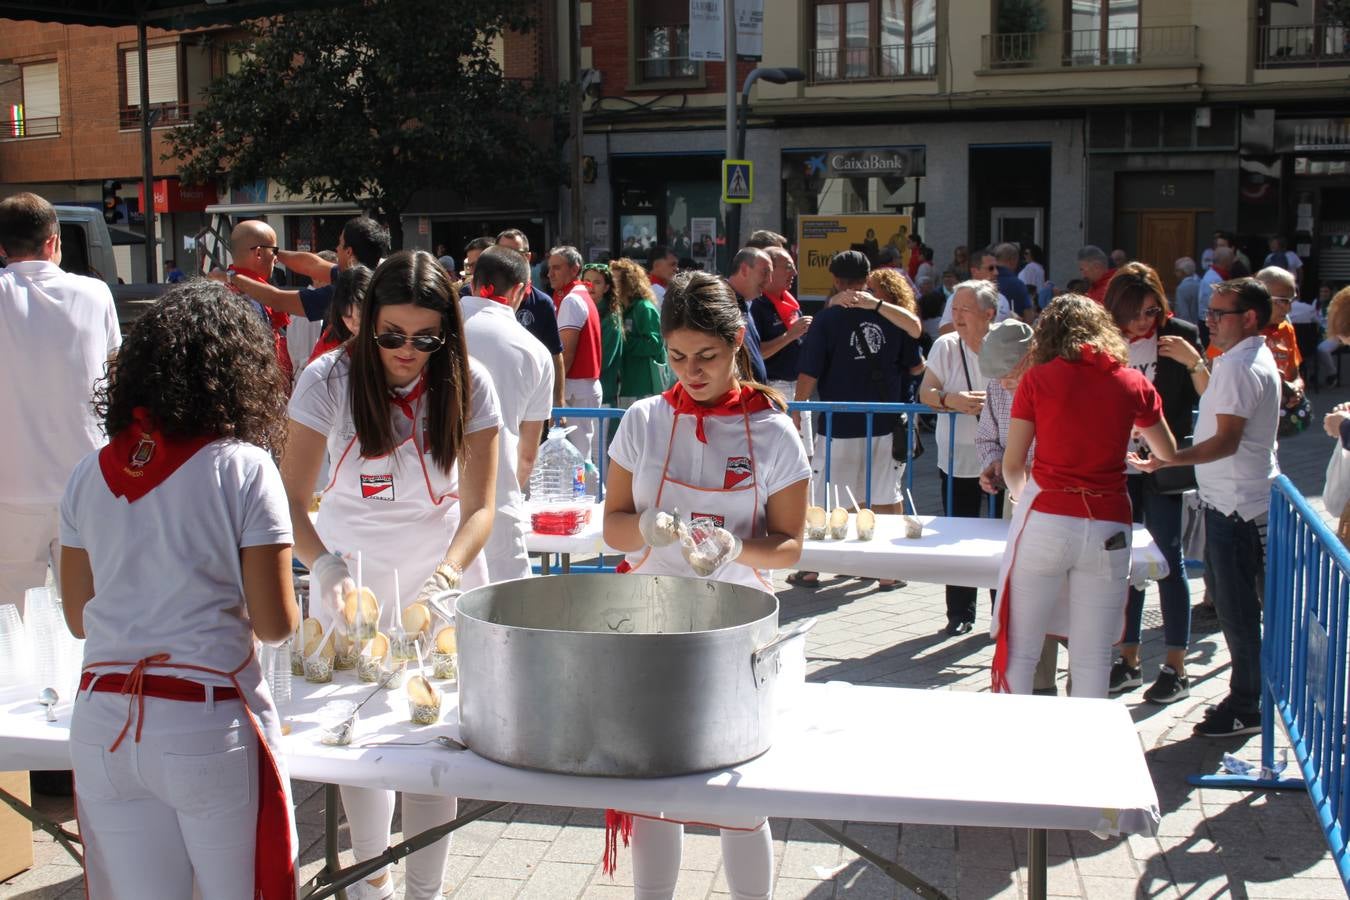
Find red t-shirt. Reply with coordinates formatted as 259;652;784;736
1011;351;1163;523
554;283;602;380
1086;268;1117;304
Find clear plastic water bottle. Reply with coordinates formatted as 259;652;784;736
529;426;589;535
265;639;292;705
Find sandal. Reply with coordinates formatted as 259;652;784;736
786;571;820;587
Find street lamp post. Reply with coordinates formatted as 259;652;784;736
726;66;806;257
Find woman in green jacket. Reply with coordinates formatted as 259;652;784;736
610;257;667;404
582;262;625;406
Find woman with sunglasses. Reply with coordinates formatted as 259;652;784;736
1101;262;1206;704
282;250;499;900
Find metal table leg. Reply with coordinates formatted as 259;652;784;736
561;552;571;574
0;787;82;865
1027;828;1047;900
540;552;552;576
324;784;346;900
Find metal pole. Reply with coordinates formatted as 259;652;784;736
1027;828;1047;900
569;0;584;248
137;22;157;284
723;0;736;272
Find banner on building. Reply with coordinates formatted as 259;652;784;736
691;216;718;269
796;214;911;302
690;0;765;61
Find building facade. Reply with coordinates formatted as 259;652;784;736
570;0;1350;297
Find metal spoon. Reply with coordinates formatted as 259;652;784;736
38;687;58;722
356;735;467;751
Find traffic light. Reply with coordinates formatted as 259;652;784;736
102;180;122;225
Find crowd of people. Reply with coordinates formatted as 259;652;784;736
1;183;1344;898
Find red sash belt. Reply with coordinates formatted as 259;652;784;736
80;671;241;704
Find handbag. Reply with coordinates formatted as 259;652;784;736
1146;439;1197;495
1278;380;1312;437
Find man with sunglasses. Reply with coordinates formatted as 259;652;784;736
210;220;294;384
1132;278;1280;737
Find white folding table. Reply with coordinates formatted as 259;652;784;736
0;676;1159;900
529;507;1169;589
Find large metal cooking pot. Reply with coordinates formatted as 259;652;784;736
450;573;807;777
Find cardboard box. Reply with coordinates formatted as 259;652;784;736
0;771;35;880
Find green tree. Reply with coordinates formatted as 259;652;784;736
169;0;561;249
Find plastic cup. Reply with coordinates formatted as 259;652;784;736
407;676;442;725
316;700;356;746
303;656;333;684
431;652;457;682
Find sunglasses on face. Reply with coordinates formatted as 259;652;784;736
374;332;445;352
1137;306;1163;320
249;245;279;253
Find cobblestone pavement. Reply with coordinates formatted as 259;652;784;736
7;386;1350;898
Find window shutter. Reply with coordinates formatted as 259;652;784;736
21;62;59;119
124;45;179;106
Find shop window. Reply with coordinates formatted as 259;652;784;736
119;44;186;129
634;0;698;83
2;61;61;138
811;0;936;82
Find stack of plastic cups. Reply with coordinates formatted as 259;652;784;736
24;587;85;697
261;640;292;706
0;604;28;686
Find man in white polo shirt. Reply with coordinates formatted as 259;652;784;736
461;246;555;581
546;245;603;487
0;193;121;613
1134;277;1279;737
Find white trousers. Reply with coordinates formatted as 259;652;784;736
71;691;263;899
632;816;772;900
0;501;58;614
1005;512;1131;699
340;786;457;900
1319;337;1341;383
767;380;813;456
564;378;604;494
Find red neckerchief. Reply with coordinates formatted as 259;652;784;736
477;285;513;306
1212;266;1231;280
552;280;585;312
98;407;215;503
1129;310;1172;343
307;328;343;364
651;275;668;288
765;288;800;331
390;374;427;421
227;265;294;382
662;382;772;443
1075;344;1122;373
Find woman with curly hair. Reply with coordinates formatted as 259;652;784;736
609;257;668;403
282;249;500;899
59;281;300;898
582;262;626;406
991;295;1178;698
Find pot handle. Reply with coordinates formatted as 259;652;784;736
751;617;817;688
425;589;463;627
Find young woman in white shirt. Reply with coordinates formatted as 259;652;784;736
604;271;811;900
61;282;299;899
282;250;500;900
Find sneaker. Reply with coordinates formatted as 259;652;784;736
1143;665;1190;704
1107;658;1142;694
1193;701;1262;737
344;876;394;900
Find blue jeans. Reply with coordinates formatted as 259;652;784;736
1122;476;1191;649
1203;506;1267;714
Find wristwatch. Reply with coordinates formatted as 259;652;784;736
1189;359;1206;374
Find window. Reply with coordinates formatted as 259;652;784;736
12;61;60;137
635;0;697;83
812;0;936;82
119;44;185;127
1259;0;1350;67
1066;0;1140;65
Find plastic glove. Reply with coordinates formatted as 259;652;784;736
416;563;461;603
638;507;687;548
309;552;354;629
681;525;743;577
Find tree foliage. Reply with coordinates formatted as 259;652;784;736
169;0;562;247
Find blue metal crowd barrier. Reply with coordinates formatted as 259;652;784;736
554;401;989;515
1190;476;1350;890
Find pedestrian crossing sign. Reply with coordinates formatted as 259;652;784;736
723;160;753;204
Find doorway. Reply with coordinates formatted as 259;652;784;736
1136;211;1196;295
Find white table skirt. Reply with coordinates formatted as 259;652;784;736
0;677;1159;838
527;505;1168;590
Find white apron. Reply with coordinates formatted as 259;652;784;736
626;404;775;593
316;417;488;628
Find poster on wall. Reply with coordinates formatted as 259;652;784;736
690;217;718;270
690;0;765;61
796;214;911;302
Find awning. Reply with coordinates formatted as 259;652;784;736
205;200;366;217
0;1;359;30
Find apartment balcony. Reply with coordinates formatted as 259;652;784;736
810;42;937;84
118;100;193;130
980;25;1197;72
1257;23;1350;69
0;115;60;139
